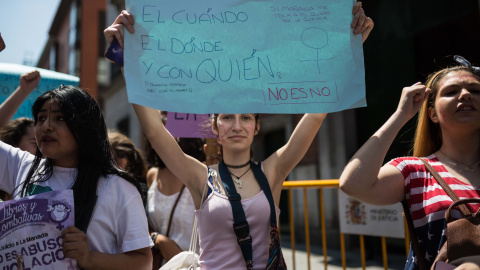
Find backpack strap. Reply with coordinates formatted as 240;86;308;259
250;162;277;226
419;158;471;216
218;161;253;270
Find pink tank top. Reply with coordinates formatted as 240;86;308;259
196;179;280;270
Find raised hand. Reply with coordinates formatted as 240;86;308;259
0;70;41;128
104;10;135;48
396;82;431;122
351;2;374;43
19;70;41;93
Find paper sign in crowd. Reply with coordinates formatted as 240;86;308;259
124;0;365;114
165;112;216;138
0;190;77;269
0;63;80;120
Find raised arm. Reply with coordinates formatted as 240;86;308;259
264;113;327;181
132;105;207;198
0;71;40;127
104;12;207;207
339;83;430;205
262;114;326;205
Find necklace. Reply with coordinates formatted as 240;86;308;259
224;160;250;169
229;167;251;188
439;151;480;172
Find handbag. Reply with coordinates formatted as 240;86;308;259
219;161;287;270
159;174;211;270
403;158;480;270
158;216;200;270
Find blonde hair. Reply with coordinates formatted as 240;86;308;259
413;66;480;157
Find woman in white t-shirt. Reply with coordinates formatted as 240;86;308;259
0;85;152;269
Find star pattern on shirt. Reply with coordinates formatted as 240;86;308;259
390;157;480;270
413;228;445;268
427;231;434;240
425;251;432;261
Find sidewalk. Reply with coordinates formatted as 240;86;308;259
282;242;406;270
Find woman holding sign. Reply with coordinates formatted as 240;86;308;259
339;56;480;269
105;2;373;269
0;86;152;269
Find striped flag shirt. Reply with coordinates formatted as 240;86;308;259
388;155;480;270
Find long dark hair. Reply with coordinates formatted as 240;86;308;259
20;86;141;220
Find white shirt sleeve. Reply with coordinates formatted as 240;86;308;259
87;174;153;254
117;189;153;252
0;141;35;196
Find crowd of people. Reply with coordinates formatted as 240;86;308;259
1;1;479;270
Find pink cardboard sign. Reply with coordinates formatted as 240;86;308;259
166;112;216;138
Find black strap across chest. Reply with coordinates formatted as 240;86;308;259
218;161;277;269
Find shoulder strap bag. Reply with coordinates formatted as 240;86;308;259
159;171;212;270
403;158;480;270
219;161;286;270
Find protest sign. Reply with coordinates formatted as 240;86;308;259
338;190;405;238
165;112;216;138
0;190;77;269
124;0;365;114
0;63;80;120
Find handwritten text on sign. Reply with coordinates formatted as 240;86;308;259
124;0;365;114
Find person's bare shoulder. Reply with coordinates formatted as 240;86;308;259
146;167;159;187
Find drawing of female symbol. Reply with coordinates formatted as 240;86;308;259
300;27;332;75
47;201;72;230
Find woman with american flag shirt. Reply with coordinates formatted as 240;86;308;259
339;56;480;270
